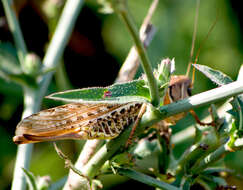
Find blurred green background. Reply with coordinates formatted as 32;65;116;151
0;0;242;189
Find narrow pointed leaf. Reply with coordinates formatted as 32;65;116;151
193;64;233;86
0;43;22;75
22;168;38;190
0;43;37;88
116;167;180;190
47;80;152;104
228;66;243;133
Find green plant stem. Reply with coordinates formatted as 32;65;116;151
2;1;37;189
81;127;133;178
10;0;84;190
55;60;72;91
190;144;227;174
1;0;27;69
191;137;243;174
80;80;243;181
49;177;67;190
63;140;104;190
115;0;160;107
11;88;38;190
159;80;243;118
40;0;84;97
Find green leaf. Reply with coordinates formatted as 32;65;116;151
8;73;38;88
0;42;22;75
211;176;227;186
133;139;157;159
22;168;38;190
196;175;218;190
193;64;233;86
230;98;243;132
110;152;134;168
47;80;151;104
182;178;192;190
0;43;37;88
194;126;203;144
116;167;180;190
227;65;243;137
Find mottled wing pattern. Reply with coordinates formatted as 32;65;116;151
13;102;142;144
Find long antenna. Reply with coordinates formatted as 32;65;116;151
186;0;200;78
194;14;218;67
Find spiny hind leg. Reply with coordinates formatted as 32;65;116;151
125;104;147;148
189;109;216;126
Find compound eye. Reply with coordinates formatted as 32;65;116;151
169;85;175;101
187;87;192;96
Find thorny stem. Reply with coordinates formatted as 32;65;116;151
11;88;38;190
7;0;85;189
1;1;36;190
1;1;32;190
115;0;160;107
158;81;243;119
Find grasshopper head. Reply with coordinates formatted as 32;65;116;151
164;75;192;105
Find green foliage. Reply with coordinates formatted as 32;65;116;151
194;63;243;150
47;59;172;105
22;168;38;190
0;43;37;88
193;64;233;86
0;43;21;75
116;168;180;190
47;79;151;104
22;168;51;190
1;0;243;190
